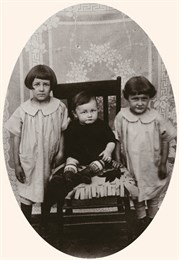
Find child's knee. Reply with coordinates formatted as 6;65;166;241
147;198;159;218
133;200;146;219
48;173;65;191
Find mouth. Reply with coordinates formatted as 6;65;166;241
136;107;144;110
86;119;94;123
135;107;145;114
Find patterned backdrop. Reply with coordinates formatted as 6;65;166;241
3;3;177;213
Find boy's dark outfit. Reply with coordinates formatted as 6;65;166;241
42;119;116;232
65;119;116;164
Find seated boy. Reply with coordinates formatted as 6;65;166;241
42;90;121;237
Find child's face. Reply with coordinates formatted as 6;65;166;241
128;94;150;115
74;98;98;125
32;78;51;102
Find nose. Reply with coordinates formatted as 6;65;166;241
87;112;92;117
39;83;44;91
138;98;143;105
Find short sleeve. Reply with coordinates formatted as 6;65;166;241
60;103;69;131
4;106;23;137
114;113;122;141
64;123;78;159
157;114;177;142
104;123;116;143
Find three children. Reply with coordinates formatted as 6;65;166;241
5;66;176;239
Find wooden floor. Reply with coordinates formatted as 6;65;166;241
32;211;139;258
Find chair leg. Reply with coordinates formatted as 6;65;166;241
123;196;133;243
65;199;73;215
57;203;64;246
117;196;123;212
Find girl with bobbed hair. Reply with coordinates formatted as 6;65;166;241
115;76;176;236
24;64;57;91
122;76;156;100
5;64;68;224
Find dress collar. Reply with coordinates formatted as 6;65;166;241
21;97;61;116
121;107;157;123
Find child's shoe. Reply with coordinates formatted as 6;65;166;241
64;170;75;182
74;170;92;184
39;223;50;241
136;216;148;236
64;170;75;189
65;169;91;186
145;216;153;227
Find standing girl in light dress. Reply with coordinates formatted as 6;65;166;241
114;76;176;235
5;65;68;224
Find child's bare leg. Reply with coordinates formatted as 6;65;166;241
146;197;159;224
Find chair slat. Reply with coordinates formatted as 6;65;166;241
103;96;108;123
53;78;121;99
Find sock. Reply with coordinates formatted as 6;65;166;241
136;216;148;236
146;216;153;227
63;160;104;186
80;160;105;177
64;164;77;182
40;202;51;228
42;173;67;224
74;160;105;185
21;203;32;224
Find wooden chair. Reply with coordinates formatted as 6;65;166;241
53;76;133;242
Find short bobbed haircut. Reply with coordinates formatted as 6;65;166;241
123;76;157;100
71;90;97;112
24;64;57;91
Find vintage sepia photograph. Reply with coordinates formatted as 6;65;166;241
1;1;178;259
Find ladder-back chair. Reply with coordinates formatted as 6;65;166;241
53;76;132;242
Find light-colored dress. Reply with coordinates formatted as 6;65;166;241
5;97;68;203
114;107;176;202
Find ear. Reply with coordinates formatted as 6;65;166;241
72;110;78;119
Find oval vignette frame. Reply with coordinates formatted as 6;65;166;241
2;2;177;259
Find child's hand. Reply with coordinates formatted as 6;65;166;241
158;163;167;180
112;160;120;169
52;154;64;169
15;165;26;183
99;150;112;162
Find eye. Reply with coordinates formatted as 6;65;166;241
33;82;40;87
131;97;138;101
43;82;50;87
